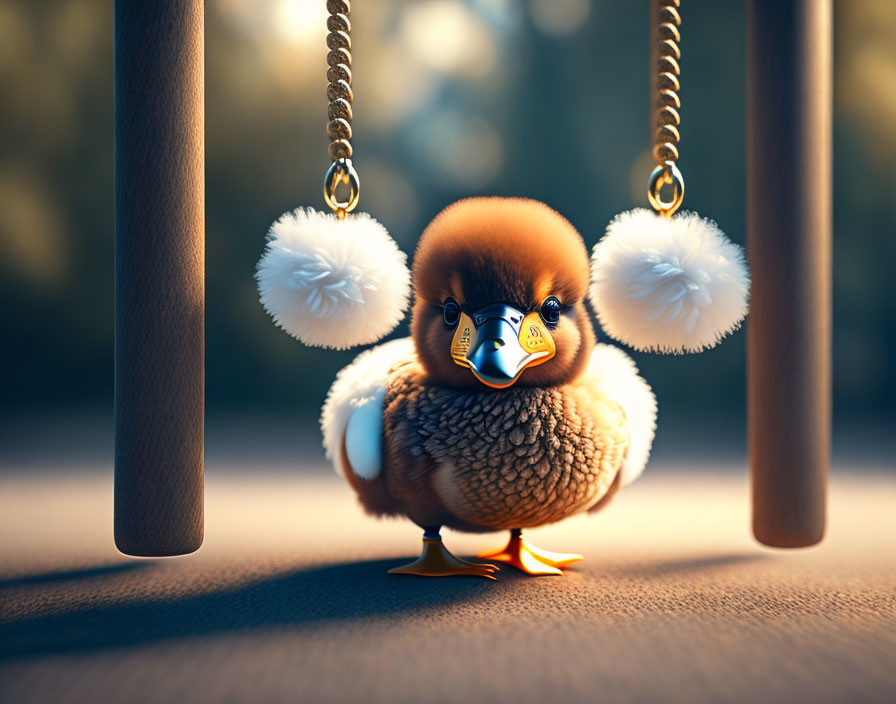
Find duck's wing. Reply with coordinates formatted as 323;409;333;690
320;337;416;478
581;343;657;486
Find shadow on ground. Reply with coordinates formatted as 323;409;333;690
0;552;765;660
0;558;494;659
0;562;155;590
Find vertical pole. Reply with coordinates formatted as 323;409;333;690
747;0;831;547
114;0;205;556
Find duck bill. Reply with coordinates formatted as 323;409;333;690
450;304;556;389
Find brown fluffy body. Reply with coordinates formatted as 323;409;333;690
345;198;629;531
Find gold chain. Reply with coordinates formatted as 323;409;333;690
653;0;681;165
326;0;353;160
323;0;359;218
648;0;684;217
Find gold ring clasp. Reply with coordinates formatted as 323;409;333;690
647;160;684;217
324;157;360;219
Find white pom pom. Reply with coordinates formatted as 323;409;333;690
256;208;411;349
590;208;749;354
587;344;657;486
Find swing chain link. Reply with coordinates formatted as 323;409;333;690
649;0;684;217
324;0;359;216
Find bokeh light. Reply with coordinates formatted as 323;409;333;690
399;1;497;79
409;111;503;189
271;0;329;47
529;0;590;37
0;172;68;289
837;0;896;162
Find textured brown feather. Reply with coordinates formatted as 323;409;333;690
348;355;629;532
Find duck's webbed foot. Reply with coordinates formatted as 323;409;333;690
479;529;583;576
389;528;499;580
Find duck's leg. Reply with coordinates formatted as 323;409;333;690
389;527;499;580
478;529;583;575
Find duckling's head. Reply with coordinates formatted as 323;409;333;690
411;197;594;389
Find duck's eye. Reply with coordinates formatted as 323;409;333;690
442;298;461;327
540;296;562;327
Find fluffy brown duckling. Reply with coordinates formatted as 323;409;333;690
321;197;656;578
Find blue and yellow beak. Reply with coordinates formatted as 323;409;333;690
450;303;556;389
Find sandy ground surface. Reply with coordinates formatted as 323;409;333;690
1;459;895;704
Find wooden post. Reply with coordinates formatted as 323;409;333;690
114;0;205;556
747;0;831;547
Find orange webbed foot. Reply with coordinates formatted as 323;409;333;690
389;537;499;580
479;529;583;576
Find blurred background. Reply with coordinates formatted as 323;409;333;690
0;0;893;462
